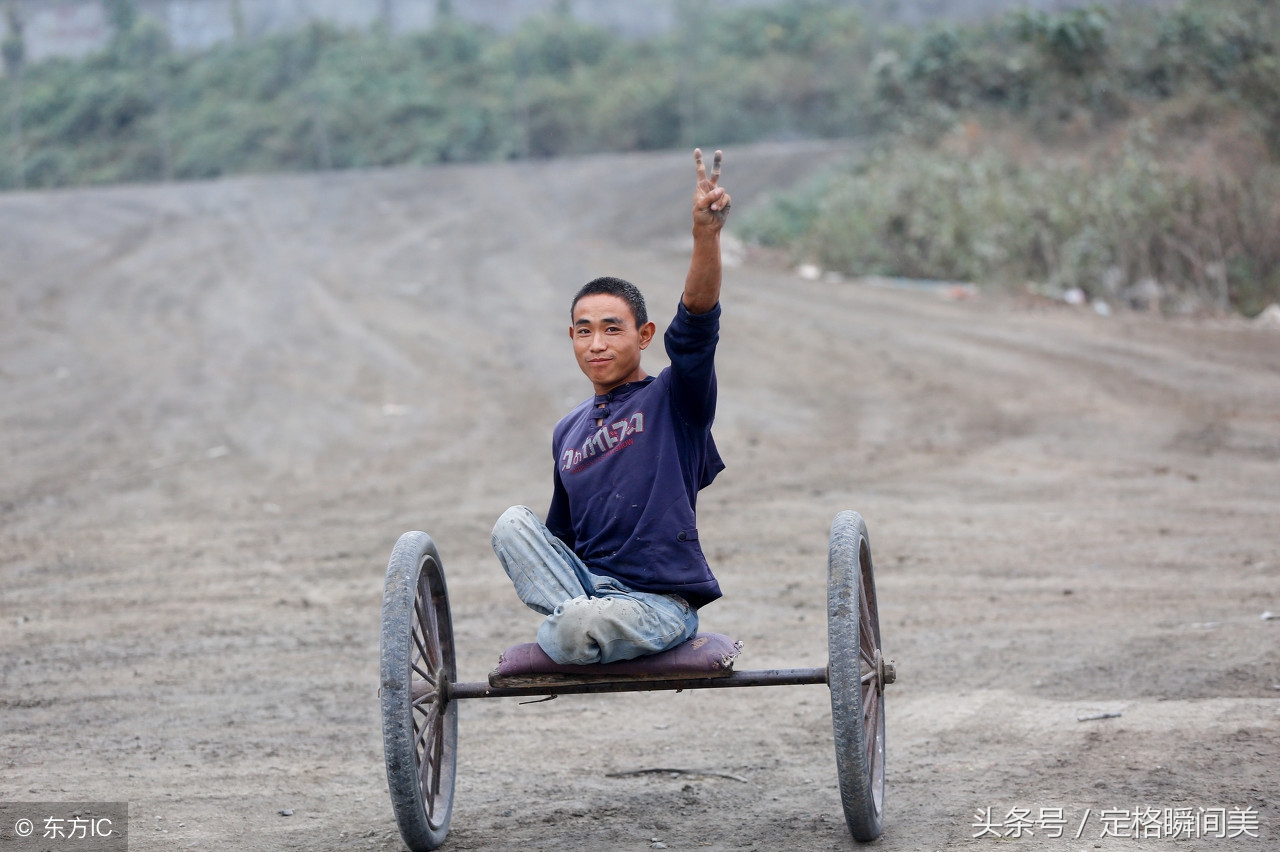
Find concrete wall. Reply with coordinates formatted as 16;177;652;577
0;0;1166;68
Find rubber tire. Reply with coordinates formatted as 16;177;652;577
828;511;886;841
380;531;458;852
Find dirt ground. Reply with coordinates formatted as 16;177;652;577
2;141;1277;852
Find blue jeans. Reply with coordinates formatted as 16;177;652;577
491;506;699;665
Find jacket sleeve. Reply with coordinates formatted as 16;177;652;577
545;463;576;550
664;299;720;429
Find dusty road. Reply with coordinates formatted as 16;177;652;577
2;142;1277;851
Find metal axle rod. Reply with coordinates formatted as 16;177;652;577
445;666;830;701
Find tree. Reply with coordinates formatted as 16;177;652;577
231;0;246;42
1015;6;1111;77
2;1;25;188
138;18;175;180
104;0;138;38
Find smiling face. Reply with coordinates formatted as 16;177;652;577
570;293;656;396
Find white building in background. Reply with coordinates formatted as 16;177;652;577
3;2;109;61
10;0;683;63
0;0;1165;68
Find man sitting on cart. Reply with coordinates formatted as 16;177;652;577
491;149;732;666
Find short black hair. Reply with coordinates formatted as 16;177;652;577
570;276;648;328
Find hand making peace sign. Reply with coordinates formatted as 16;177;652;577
692;148;731;231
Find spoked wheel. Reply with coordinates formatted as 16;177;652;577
380;531;458;851
827;511;892;841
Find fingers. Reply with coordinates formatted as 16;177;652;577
710;189;731;219
693;148;729;223
693;148;723;186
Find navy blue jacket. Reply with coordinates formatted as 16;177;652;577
546;300;725;607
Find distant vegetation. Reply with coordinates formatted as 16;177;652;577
0;0;874;186
737;0;1280;316
2;0;1278;313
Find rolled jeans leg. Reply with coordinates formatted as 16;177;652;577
491;505;594;616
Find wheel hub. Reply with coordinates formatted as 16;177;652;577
435;666;452;706
877;651;895;687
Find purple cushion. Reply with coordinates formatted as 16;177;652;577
494;632;742;678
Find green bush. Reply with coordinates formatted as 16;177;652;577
1014;6;1111;77
746;133;1280;314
